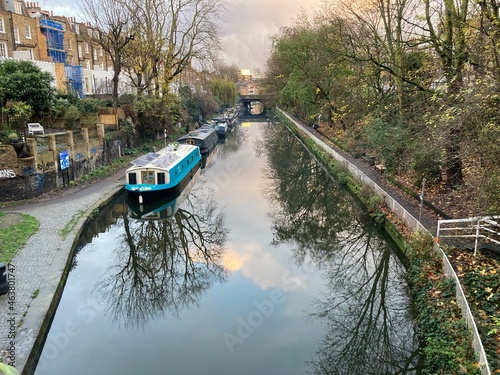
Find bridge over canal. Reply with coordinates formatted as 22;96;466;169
238;94;268;117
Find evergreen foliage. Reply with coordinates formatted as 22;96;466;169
0;60;54;117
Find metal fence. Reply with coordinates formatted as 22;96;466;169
437;216;500;256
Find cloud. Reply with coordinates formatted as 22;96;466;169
220;0;316;70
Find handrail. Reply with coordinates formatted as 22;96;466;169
437;216;500;256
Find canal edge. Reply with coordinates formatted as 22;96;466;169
20;185;125;375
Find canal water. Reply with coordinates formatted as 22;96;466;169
33;120;421;375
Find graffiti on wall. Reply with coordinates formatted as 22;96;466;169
34;173;47;193
37;161;55;172
22;166;47;193
22;166;36;176
0;169;16;179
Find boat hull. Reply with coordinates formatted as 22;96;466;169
127;166;200;217
126;161;200;199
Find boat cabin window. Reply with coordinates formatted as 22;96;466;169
128;172;137;185
186;139;195;145
142;171;155;184
158;173;165;184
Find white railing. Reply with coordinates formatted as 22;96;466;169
437;216;500;256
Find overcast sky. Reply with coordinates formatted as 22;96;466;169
35;0;317;73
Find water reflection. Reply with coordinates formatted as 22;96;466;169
33;121;420;375
216;120;246;158
258;124;421;374
71;179;230;330
126;170;198;220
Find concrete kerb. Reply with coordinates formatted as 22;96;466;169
17;184;124;375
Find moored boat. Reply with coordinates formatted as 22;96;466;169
125;143;201;200
177;127;218;157
127;167;200;220
215;122;229;138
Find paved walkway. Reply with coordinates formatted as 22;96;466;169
0;172;125;374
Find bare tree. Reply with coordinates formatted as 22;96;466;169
331;0;426;112
423;0;471;187
161;0;224;92
76;0;136;108
121;0;225;95
214;62;241;82
121;0;169;94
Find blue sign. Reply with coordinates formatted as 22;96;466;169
60;150;70;170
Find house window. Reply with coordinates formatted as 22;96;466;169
25;25;31;39
84;43;89;54
0;18;5;33
85;59;90;70
78;45;83;58
87;29;92;38
0;42;7;58
93;48;97;60
67;39;72;50
14;1;22;14
99;48;103;56
14;28;20;43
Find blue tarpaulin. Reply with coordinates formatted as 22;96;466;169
65;65;84;98
39;19;66;63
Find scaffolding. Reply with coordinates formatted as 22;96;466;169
65;65;84;98
39;19;66;63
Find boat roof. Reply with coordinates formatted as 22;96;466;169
178;127;216;141
129;143;197;169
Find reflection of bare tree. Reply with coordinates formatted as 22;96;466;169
257;124;362;263
308;238;421;374
95;188;228;328
259;124;421;373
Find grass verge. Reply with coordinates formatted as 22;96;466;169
0;212;39;263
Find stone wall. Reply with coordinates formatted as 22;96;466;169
0;123;110;202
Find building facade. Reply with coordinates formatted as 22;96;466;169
0;1;132;98
1;1;211;101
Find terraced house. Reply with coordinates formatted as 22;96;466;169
0;0;132;98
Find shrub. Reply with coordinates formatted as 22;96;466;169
405;232;480;374
479;172;500;214
412;149;442;185
64;105;81;130
364;118;411;173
